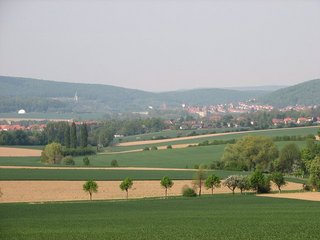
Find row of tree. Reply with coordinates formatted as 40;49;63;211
82;170;288;201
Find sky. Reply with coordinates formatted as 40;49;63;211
0;0;319;92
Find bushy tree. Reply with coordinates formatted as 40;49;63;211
278;143;300;173
41;142;63;164
83;180;98;200
160;176;174;198
193;168;206;196
110;159;119;167
120;178;133;199
205;174;221;195
249;171;271;194
271;172;286;193
309;156;320;190
62;156;75;165
64;125;71;148
221;136;279;171
236;175;251;194
182;185;197;197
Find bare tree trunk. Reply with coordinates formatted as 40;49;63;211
165;188;167;198
278;186;281;193
211;187;213;195
90;192;92;200
126;190;128;199
199;179;202;196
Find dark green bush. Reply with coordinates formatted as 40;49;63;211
111;159;119;167
167;145;172;149
151;146;158;150
63;147;96;157
182;186;197;197
83;157;90;166
143;147;150;151
63;156;75;165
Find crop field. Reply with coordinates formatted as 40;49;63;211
1;195;320;240
112;126;318;150
0;140;306;169
0;168;244;181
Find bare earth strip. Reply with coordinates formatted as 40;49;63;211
0;166;197;171
0;181;303;203
0;147;41;157
259;192;320;202
117;126;319;147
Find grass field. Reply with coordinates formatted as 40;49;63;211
0;141;306;169
0;168;244;181
1;195;319;240
111;126;318;151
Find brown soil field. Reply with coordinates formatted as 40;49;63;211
0;147;41;157
117;126;319;147
0;180;303;203
259;192;320;202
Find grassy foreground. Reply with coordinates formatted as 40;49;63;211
1;195;319;240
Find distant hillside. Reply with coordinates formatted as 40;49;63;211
261;79;320;107
0;76;265;113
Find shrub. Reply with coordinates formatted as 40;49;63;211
249;171;271;194
182;186;197;197
111;159;119;167
62;147;96;157
151;146;158;150
83;157;90;166
143;147;150;151
194;164;199;169
63;156;75;165
167;145;172;149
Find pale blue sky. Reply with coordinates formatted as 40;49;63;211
0;0;319;91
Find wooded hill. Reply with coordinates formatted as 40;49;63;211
0;76;319;113
0;76;266;113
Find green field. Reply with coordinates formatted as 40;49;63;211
0;168;244;181
1;195;319;240
0;140;306;169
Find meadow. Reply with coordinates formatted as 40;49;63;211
111;126;318;151
1;194;319;240
0;140;307;169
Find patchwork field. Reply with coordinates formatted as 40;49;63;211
1;195;320;240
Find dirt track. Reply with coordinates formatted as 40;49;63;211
0;180;303;203
117;126;319;147
0;147;41;157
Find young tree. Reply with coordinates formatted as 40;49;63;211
83;180;98;200
70;122;77;149
223;175;239;195
80;123;88;148
64;124;71;148
205;174;221;195
271;172;286;193
120;178;133;199
41;142;63;164
160;176;174;198
193;168;206;196
83;157;90;166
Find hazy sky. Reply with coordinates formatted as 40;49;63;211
0;0;319;92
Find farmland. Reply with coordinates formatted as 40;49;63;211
1;195;320;240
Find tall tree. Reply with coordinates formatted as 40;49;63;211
70;122;77;149
160;176;174;198
64;125;71;148
193;168;206;196
80;123;88;148
309;156;320;190
205;174;221;195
